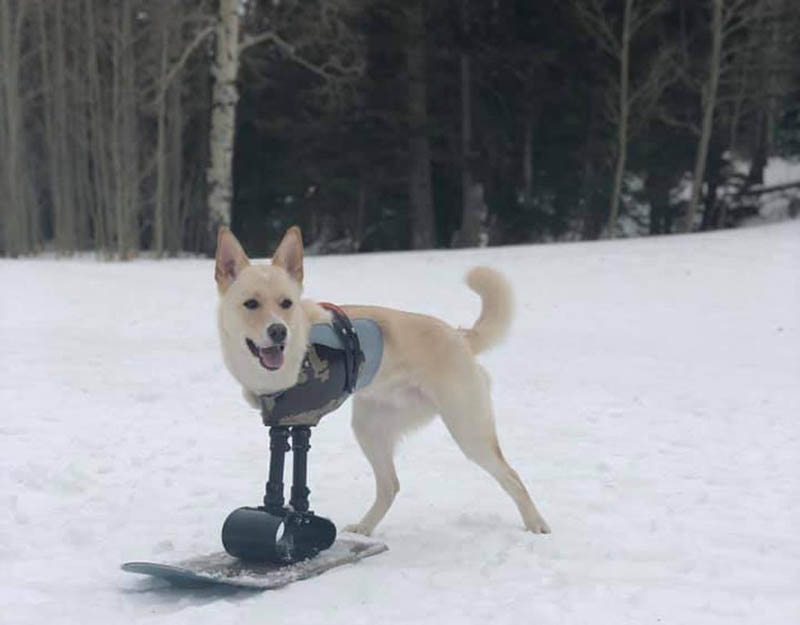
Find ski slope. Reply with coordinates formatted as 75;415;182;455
1;221;798;624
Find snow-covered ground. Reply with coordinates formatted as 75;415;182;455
1;222;798;624
752;157;800;224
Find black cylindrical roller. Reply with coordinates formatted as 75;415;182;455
222;507;337;564
221;507;289;563
282;512;337;561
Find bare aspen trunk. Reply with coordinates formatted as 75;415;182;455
0;0;35;255
166;7;187;257
108;0;140;259
206;0;241;246
522;117;533;206
38;0;78;253
111;13;124;256
70;11;93;252
154;6;170;256
167;77;184;256
37;0;58;246
54;0;77;252
684;0;722;233
85;0;111;254
406;0;436;249
110;1;135;257
763;0;783;160
608;0;633;239
456;46;483;247
122;0;139;258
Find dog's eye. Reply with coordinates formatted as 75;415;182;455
279;298;293;309
243;298;260;310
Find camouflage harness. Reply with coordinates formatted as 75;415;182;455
258;304;383;427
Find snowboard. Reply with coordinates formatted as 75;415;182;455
122;533;388;590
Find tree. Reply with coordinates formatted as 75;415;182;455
405;0;436;248
2;0;799;256
37;0;79;253
670;0;767;232
682;0;722;232
0;0;39;256
574;0;673;237
451;0;484;248
205;0;364;251
206;0;240;246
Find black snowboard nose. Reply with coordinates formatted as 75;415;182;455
267;323;287;344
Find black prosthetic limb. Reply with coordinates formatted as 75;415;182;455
290;426;311;512
221;425;335;564
264;426;291;514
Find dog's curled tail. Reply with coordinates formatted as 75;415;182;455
461;266;514;355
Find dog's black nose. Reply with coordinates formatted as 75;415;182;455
267;323;287;344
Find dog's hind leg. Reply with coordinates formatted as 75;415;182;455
344;394;434;536
436;369;551;534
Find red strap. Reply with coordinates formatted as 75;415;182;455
319;302;346;317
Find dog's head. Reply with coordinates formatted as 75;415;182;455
215;226;315;396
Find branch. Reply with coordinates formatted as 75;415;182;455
239;26;364;92
669;51;704;92
722;0;757;30
739;180;800;196
721;0;761;42
239;30;331;82
573;0;621;59
629;45;678;112
656;106;701;135
139;24;215;106
159;25;215;96
629;0;668;37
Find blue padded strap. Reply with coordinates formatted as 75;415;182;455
308;318;383;391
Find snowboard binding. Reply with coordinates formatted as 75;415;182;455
221;425;336;564
221;305;381;565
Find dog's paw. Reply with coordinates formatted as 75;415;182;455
341;523;373;536
525;518;551;534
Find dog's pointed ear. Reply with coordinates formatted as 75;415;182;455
272;226;304;284
215;226;250;292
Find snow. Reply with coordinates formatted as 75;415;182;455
642;156;800;231
750;157;800;224
2;222;799;624
764;156;800;187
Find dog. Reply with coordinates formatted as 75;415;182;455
215;225;550;536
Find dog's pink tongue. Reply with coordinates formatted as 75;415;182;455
259;346;284;370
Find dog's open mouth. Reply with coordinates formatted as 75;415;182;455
246;338;285;371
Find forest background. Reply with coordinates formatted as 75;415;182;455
1;0;798;258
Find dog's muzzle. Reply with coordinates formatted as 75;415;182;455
246;338;285;371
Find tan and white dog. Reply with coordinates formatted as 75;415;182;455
215;225;550;536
